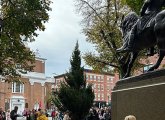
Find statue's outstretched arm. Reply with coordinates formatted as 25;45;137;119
140;0;150;16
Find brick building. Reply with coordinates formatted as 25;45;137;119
135;54;165;75
54;69;119;107
0;57;54;114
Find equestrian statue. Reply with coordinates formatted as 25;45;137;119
117;0;165;78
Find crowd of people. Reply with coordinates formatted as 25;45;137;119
0;106;50;120
86;107;111;120
0;106;111;120
50;106;111;120
0;106;71;120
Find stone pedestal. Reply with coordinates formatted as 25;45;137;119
112;69;165;120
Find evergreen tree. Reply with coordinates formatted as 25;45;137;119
52;41;94;120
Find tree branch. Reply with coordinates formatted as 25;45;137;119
79;0;106;25
8;0;15;6
113;0;119;27
95;59;119;68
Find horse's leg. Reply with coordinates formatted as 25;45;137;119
147;50;165;71
123;52;138;78
120;53;130;78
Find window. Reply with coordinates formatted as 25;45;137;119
93;84;96;89
101;85;104;91
86;83;88;87
107;94;111;101
101;76;104;81
98;94;100;101
25;103;28;108
98;84;100;91
12;82;24;93
55;79;58;84
107;85;110;91
90;75;93;80
86;75;89;80
110;77;114;83
107;77;113;82
102;94;104;99
143;64;153;73
94;76;96;80
97;76;101;81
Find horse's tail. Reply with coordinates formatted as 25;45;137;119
154;10;165;49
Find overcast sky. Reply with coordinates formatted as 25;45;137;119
28;0;94;77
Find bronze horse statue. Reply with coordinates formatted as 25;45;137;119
120;11;165;78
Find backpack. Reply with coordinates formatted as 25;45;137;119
10;110;15;120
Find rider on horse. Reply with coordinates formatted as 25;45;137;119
117;0;165;53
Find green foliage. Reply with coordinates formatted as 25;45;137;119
75;0;147;78
52;42;94;120
75;0;129;78
122;0;144;14
0;0;52;81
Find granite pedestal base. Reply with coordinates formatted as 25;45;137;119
112;69;165;120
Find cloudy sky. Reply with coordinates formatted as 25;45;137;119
28;0;94;77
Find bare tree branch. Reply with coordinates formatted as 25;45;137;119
113;0;119;26
96;59;119;68
79;0;106;25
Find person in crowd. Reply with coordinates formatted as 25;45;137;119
26;110;31;120
0;107;6;120
30;109;36;120
92;108;99;120
124;115;136;120
37;111;48;120
98;109;105;120
59;111;63;120
51;109;56;120
103;108;111;120
10;106;19;120
6;109;10;120
36;109;41;118
54;110;59;120
23;108;31;120
33;110;38;120
63;111;70;120
86;108;94;120
44;109;49;117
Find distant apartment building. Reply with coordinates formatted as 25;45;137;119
0;57;54;114
135;54;165;75
54;69;119;107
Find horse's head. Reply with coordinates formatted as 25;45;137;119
120;12;139;39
